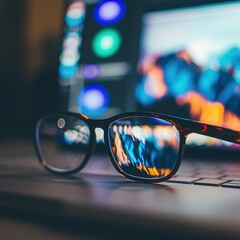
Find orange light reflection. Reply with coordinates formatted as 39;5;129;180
112;125;176;177
114;132;130;167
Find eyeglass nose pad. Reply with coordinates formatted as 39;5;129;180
94;127;110;154
95;127;105;143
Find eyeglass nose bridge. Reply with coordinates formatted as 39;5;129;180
88;118;111;141
87;119;111;155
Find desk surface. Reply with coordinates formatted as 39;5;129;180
1;141;240;240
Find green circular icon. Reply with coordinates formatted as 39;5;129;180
92;28;121;58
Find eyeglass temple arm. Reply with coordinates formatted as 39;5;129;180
181;120;240;145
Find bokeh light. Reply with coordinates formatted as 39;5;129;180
82;64;100;79
94;0;126;26
77;84;110;117
65;1;86;27
92;28;121;58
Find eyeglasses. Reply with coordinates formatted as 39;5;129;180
34;111;240;183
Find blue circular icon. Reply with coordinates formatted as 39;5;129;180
77;84;110;117
94;0;126;26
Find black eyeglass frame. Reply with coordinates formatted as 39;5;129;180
34;111;240;183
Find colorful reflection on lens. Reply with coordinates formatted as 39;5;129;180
38;115;90;171
63;125;90;145
109;117;180;179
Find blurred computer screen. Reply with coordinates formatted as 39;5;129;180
57;0;240;152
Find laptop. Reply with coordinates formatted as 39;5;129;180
1;0;240;239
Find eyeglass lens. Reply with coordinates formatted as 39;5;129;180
108;116;180;179
37;114;181;180
37;114;91;171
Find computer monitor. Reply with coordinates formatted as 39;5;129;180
58;0;240;150
58;0;137;117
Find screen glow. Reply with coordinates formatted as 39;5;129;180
94;0;126;26
92;28;121;58
77;84;110;117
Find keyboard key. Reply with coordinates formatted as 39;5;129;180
222;181;240;189
167;176;201;184
194;173;225;179
197;168;223;174
194;178;228;186
175;172;195;177
223;175;240;181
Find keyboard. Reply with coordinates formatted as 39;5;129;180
1;152;240;188
168;159;240;188
83;156;240;188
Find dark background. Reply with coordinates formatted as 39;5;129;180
0;0;65;140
